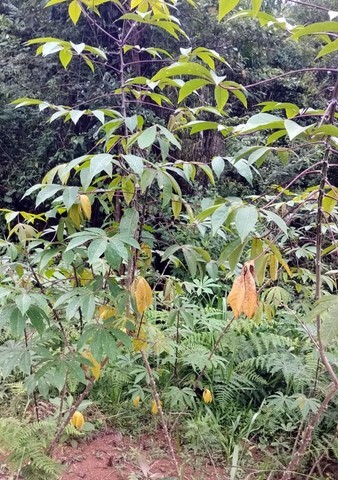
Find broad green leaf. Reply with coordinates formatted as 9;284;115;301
227;158;253;185
27;306;47;334
88;238;108;264
262;209;288;236
158;125;181;149
109;237;129;261
80;293;96;322
211;204;229;236
293;21;338;40
314;125;338;137
140;168;157;192
120;208;139;237
10;308;25;337
267;130;287;145
235;206;258;242
69;110;85;125
59;49;72;68
152;62;212;82
68;0;81;25
125;115;138;132
36;185;63;207
232;88;247;108
172;196;182;218
122;177;135;205
284;119;307;140
228;241;246;271
178;79;210;103
183;248;198;278
323;189;338;214
137;126;157;149
199;164;215;184
234;113;284;134
123;154;144;176
105;244;122;270
252;0;262;15
214;85;229;111
211;156;225;179
219;0;240;21
63;187;79;211
15;293;32;316
42;42;63;56
248;147;271;166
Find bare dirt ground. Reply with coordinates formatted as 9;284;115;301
58;428;227;480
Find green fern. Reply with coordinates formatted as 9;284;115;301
0;418;62;480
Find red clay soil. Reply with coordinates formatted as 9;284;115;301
58;428;226;480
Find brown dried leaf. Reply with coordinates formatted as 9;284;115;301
227;274;245;318
227;261;258;319
79;194;92;220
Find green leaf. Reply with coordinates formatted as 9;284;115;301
158;125;181;149
123;154;144;176
252;0;262;15
69;109;85;125
15;293;32;316
36;185;64;207
45;0;67;6
323;189;338;214
68;0;81;25
10;308;25;337
109;237;129;261
63;187;79;211
152;62;212;82
234;113;284;134
227;158;253;185
232;88;247;108
183;248;197;278
262;209;288;236
284;119;307;140
27;306;47;334
105;244;122;270
214;85;229;111
293;21;338;40
199;164;215;184
88;238;108;264
235;206;258;242
137;126;157;149
211;204;229;236
248;147;271;166
211;156;225;179
59;48;72;68
219;0;240;20
80;293;96;322
267;130;287;145
178;79;210;103
140;168;157;192
120;208;139;237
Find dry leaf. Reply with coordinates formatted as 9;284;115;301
82;350;101;380
79;194;92;220
227;261;258;319
269;253;278;281
132;276;153;314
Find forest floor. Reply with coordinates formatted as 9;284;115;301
58;428;228;480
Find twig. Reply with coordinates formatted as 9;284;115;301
48;356;109;454
245;68;338;90
280;383;337;480
141;350;181;477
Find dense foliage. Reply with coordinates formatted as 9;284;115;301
0;0;338;479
